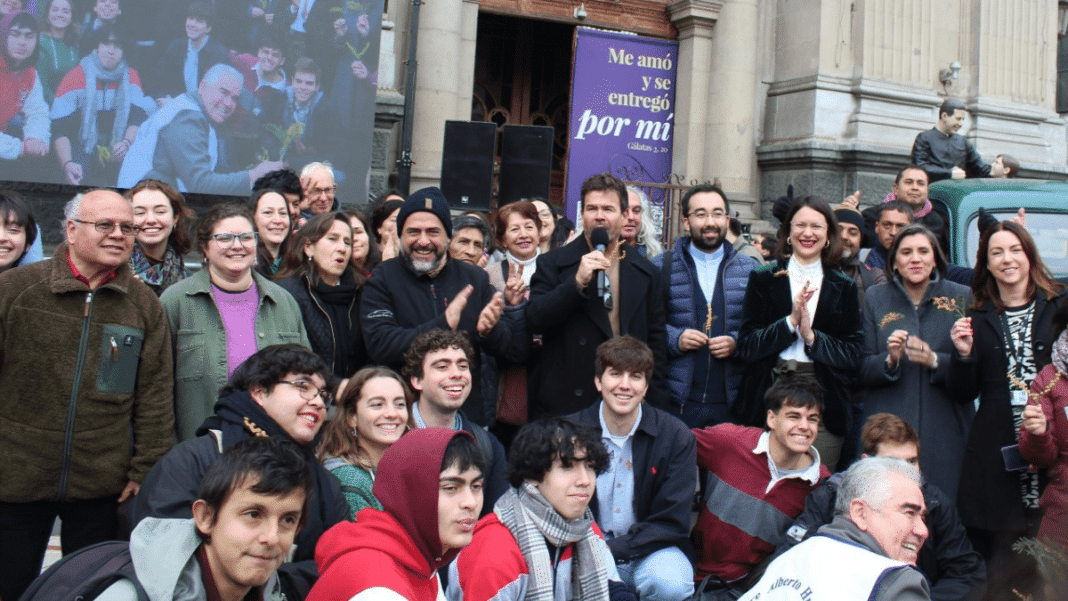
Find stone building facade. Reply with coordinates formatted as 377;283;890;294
372;0;1066;219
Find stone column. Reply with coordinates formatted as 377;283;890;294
667;0;720;187
408;0;480;190
670;0;761;216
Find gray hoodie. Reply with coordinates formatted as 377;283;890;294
95;518;285;601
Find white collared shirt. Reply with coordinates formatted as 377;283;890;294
779;256;824;362
752;430;822;494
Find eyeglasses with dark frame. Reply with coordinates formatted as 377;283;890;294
210;232;258;247
277;379;333;406
72;219;139;236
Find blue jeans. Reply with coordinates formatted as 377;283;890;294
615;546;695;601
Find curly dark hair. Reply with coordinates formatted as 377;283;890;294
403;328;474;380
220;344;330;397
507;418;609;488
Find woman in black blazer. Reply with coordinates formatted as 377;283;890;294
735;196;864;469
949;220;1066;597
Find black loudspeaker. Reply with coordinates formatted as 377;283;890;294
499;125;553;206
440;121;496;211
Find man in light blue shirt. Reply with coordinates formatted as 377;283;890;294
654;185;758;428
570;336;697;601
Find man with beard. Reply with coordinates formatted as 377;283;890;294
833;202;885;307
652;184;757;428
361;187;528;426
911;98;990;183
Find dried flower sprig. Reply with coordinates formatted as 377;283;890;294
879;312;904;329
933;296;967;318
1007;372;1062;403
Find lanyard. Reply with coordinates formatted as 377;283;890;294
999;303;1034;370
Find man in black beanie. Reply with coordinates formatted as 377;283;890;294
361;187;530;426
834;202;886;307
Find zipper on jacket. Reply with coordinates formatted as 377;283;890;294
306;277;338;374
58;292;95;500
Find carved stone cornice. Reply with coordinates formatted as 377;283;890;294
667;0;721;39
480;0;676;39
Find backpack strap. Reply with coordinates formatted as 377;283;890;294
18;540;150;601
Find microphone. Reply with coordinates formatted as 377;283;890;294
590;228;610;305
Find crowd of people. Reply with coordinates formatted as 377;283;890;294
0;0;374;194
0;121;1065;600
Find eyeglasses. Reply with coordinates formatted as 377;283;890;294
687;209;727;220
310;185;337;196
278;379;333;405
72;219;138;236
210;232;258;247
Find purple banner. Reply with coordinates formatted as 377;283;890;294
565;28;678;222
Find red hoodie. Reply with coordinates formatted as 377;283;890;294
309;428;473;601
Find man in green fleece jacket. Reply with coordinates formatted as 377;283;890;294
0;189;175;601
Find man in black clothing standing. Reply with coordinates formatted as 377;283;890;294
911;98;991;183
527;172;668;416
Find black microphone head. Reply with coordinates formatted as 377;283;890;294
590;227;610;249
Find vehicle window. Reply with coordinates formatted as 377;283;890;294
966;212;1068;275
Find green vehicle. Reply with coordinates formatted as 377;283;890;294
927;179;1068;277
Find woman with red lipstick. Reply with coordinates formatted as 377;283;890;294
276;212;367;380
857;224;971;502
132;344;350;600
127;179;193;295
736;196;864;471
161;203;310;441
317;366;411;517
949;220;1067;597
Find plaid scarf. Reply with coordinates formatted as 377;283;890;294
129;243;188;293
494;482;609;601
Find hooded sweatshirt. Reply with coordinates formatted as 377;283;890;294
309;428;474;601
0;12;50;159
95;517;285;601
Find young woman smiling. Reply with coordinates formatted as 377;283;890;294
736;196;864;470
0;190;39;272
949;220;1067;593
276;212;366;380
161;203;310;441
858;224;971;502
250;188;291;277
127;179;193;295
317;366;411;517
35;0;78;103
340;208;380;278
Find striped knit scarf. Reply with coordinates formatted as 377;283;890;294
494;482;609;601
